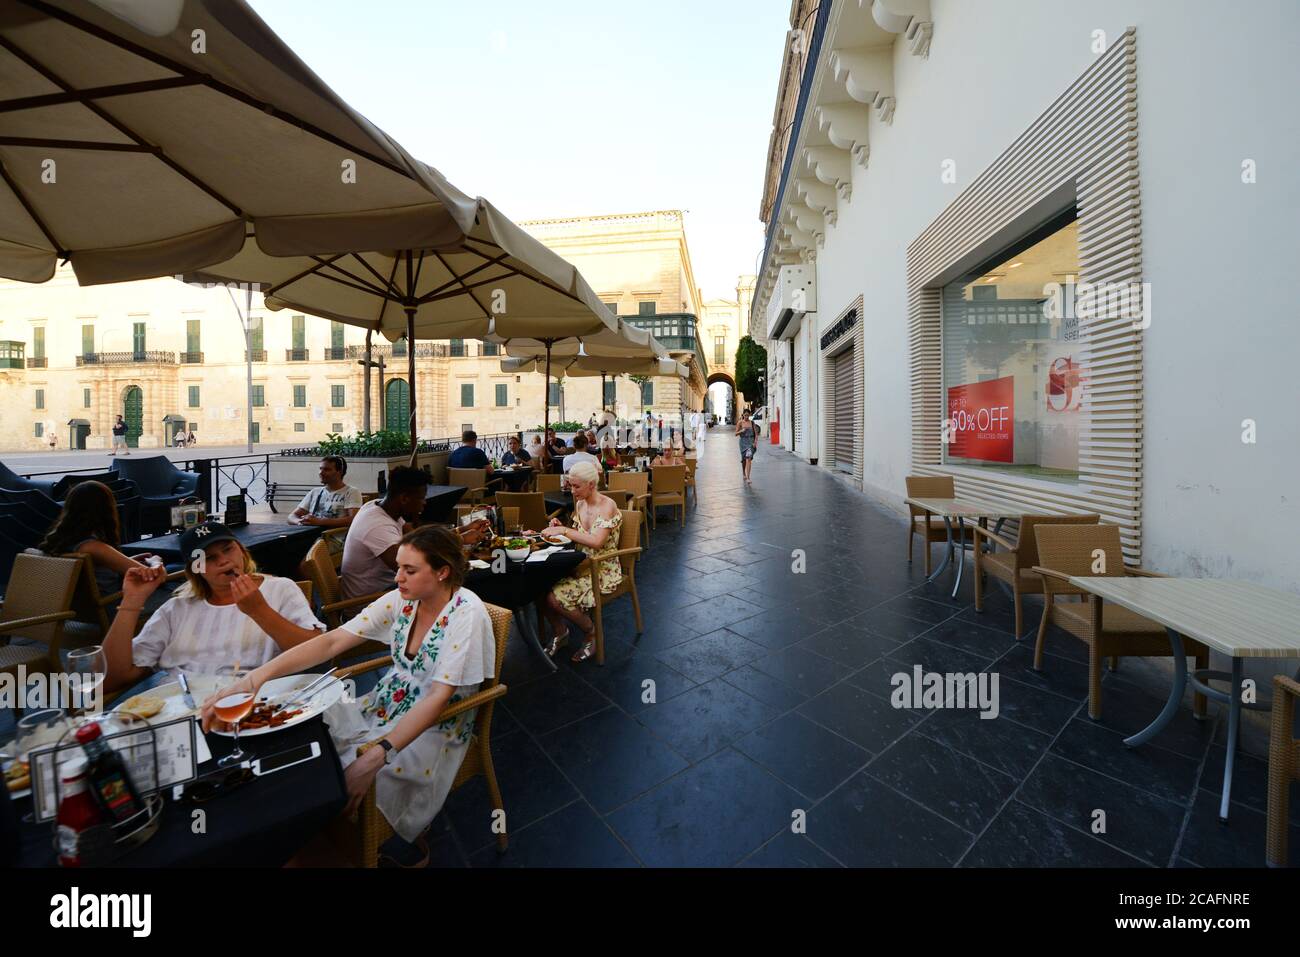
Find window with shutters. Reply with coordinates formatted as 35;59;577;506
603;380;615;406
494;383;508;407
293;384;307;407
251;385;265;407
132;322;146;356
34;422;43;438
83;388;91;408
294;422;305;432
548;382;561;407
330;384;345;407
81;324;94;357
481;341;499;356
450;338;466;357
35;388;44;409
638;301;656;316
292;315;305;350
32;327;45;360
641;381;654;405
461;383;474;407
186;319;201;356
187;386;200;408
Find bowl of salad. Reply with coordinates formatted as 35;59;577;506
504;538;532;561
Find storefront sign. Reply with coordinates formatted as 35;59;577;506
947;376;1014;462
820;310;858;351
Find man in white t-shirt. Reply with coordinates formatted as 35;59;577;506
340;466;429;599
290;456;363;529
561;432;599;475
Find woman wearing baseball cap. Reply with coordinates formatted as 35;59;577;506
101;520;325;693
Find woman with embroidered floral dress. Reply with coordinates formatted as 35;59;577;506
539;460;623;663
202;525;494;852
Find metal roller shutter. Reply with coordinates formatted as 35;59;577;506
792;347;802;451
834;348;855;472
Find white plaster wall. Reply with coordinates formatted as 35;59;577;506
806;0;1300;589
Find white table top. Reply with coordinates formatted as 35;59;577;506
1066;577;1300;659
904;497;1019;519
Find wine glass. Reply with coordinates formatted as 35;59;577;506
65;645;108;720
212;667;256;768
15;709;71;821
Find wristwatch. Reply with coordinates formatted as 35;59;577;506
377;738;394;764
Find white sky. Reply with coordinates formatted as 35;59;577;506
250;0;790;303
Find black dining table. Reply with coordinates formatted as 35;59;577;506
122;522;322;579
490;467;535;492
15;716;345;867
465;546;585;672
420;484;468;523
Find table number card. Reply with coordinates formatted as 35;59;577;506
31;715;201;823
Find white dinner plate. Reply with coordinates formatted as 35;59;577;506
112;674;226;723
208;673;346;738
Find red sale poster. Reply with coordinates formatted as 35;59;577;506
948;376;1014;462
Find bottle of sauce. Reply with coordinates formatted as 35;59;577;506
56;757;103;867
75;722;144;824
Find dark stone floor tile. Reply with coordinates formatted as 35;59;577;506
580;653;696;715
636;678;781;762
917;707;1054;779
734;712;871;801
719;663;809;711
671;593;763;636
1087;674;1219;761
501;667;611;736
652;628;768;682
538;706;689;812
984;675;1081;736
749;646;852;697
619;617;708;654
736;831;843;867
1018;754;1185;866
922;617;1021;661
1179;788;1300;869
960;801;1146;867
470;801;638;868
797;680;918;753
843;607;938;644
722;609;811;649
797;627;901;668
876;593;962;626
681;568;764;600
886;637;994;677
1049;718;1200;805
867;733;1018;834
606;749;802;867
994;643;1092;702
1200;745;1300;825
809;772;971;866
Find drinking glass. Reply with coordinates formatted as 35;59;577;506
212;667;256;768
15;709;71;821
65;645;108;719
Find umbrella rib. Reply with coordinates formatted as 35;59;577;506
349;253;402;300
417;268;524;305
0;35;243;217
416;251;512;300
0;135;154;153
17;0;409;179
431;251;492;320
0;76;204;114
265;254;346;298
0;157;65;256
306;259;393;300
310;256;391;297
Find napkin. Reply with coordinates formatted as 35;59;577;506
526;546;564;562
469;559;491;569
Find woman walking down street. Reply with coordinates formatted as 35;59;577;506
736;408;757;486
695;410;707;446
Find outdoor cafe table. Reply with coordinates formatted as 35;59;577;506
1064;577;1300;822
122;522;322;579
903;498;1017;598
466;546;585;672
421;484;468;523
490;466;534;491
16;716;344;867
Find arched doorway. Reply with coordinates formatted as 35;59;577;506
384;378;410;433
706;372;737;425
122;385;143;448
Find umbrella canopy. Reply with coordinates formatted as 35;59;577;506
0;0;477;284
499;355;686;379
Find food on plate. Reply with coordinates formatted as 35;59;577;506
542;533;568;546
5;759;30;793
119;694;164;719
505;537;530;550
238;701;304;730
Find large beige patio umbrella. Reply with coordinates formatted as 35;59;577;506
0;0;477;284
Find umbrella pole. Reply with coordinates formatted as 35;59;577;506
362;329;372;433
405;304;417;467
543;339;553;471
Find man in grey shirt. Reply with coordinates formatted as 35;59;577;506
290;455;363;529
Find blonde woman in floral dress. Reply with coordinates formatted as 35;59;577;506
541;460;623;663
203;525;494;859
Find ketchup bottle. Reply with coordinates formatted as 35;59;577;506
75;721;144;824
56;757;103;867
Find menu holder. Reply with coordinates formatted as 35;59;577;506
224;493;248;527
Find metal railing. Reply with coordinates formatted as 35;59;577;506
342;342;449;360
245;349;266;362
76;351;176;366
25;357;47;368
179;352;204;363
285;348;308;361
322;346;346;360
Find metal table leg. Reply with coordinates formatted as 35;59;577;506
951;516;966;599
515;602;557;673
1219;656;1243;821
925;515;954;583
1124;627;1187;748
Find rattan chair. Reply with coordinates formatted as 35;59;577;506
1032;523;1209;721
321;527;348;569
586;510;644;665
905;475;973;576
607;472;651;547
683;458;698;506
490;492;561;532
447;467;500;505
299;540;388;661
618;453;636;467
332;603;513;866
534;473;562;494
1;554;82;707
1266;673;1300;867
974;513;1100;639
649;465;686;528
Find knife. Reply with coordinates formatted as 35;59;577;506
177;670;197;710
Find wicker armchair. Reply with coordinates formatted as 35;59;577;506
974;513;1100;639
608;472;651;547
0;554;82;701
1032;523;1209;721
649;465;686;528
905;475;969;576
1267;674;1300;867
534;473;562;494
447;467;500;506
586;510;644;665
298;540;388;662
331;603;513;866
491;492;562;532
321;527;348;569
683;458;697;506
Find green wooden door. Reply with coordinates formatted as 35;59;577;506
123;385;143;447
385;379;409;432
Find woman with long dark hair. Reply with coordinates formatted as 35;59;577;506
37;480;147;597
736;408;757;485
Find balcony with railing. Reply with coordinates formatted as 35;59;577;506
0;341;24;369
180;352;204;364
76;351;176;366
626;312;709;381
285;348;309;362
322;346;346;361
342;342;448;360
245;349;267;362
25;356;47;368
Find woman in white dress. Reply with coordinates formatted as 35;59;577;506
695;410;707;446
102;521;324;693
202;525;495;850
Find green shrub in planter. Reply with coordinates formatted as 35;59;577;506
533;421;585;433
315;430;418;458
